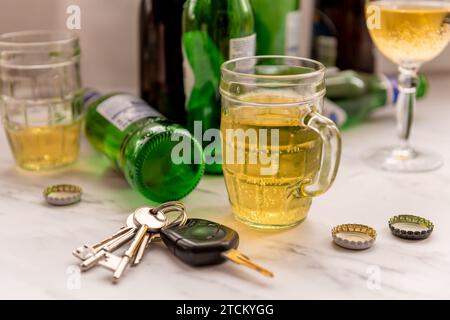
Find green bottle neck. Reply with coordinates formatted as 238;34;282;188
325;71;428;104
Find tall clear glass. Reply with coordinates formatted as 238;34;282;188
364;0;450;172
0;30;82;171
220;56;341;229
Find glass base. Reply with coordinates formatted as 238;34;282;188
234;215;306;230
363;145;443;173
15;158;78;172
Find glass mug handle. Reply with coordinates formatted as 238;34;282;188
302;110;342;197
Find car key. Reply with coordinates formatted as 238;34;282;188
112;207;167;282
160;219;274;278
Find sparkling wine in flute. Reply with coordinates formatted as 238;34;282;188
368;1;450;66
364;0;450;172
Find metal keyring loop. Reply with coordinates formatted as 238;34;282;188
152;201;188;230
152;201;186;212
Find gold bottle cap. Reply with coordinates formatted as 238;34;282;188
332;224;377;250
43;184;82;206
389;215;434;240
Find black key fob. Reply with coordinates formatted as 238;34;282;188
160;218;239;266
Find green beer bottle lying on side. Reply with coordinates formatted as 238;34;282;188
182;0;255;174
323;70;428;129
325;70;428;100
83;91;205;203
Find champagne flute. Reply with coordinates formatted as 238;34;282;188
364;0;450;172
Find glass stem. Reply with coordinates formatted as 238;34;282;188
396;66;418;150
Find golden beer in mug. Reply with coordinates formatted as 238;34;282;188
220;56;341;229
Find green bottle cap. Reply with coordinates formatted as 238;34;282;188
331;224;377;250
388;215;434;240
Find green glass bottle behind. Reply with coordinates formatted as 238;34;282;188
325;70;428;100
83;91;205;203
323;70;428;129
251;0;301;55
182;0;255;174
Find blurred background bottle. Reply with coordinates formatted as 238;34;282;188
139;0;186;125
83;90;205;203
324;71;428;129
182;0;255;174
251;0;301;55
311;0;374;72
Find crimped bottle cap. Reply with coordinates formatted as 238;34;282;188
43;184;82;206
389;215;434;240
332;224;377;250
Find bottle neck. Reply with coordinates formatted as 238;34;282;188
383;73;427;105
83;89;103;111
382;74;399;105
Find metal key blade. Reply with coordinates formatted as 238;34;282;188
73;245;96;261
80;228;136;271
132;233;150;266
221;249;274;278
113;225;148;282
73;226;133;260
98;253;122;271
132;233;159;266
80;249;107;271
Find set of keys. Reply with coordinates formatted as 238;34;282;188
73;201;274;282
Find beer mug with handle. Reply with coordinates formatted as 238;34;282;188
220;56;341;229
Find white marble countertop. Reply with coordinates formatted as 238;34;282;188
1;74;450;300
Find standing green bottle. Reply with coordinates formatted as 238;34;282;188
83;91;205;203
182;0;255;174
251;0;301;55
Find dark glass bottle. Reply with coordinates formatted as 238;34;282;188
139;0;186;124
311;0;375;73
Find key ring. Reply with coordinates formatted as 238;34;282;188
151;201;188;230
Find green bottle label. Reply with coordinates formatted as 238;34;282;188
323;98;347;127
97;94;162;131
316;35;338;67
229;33;256;60
285;10;301;56
182;46;195;103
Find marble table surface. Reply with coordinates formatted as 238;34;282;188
1;74;450;300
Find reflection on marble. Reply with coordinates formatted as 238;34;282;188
1;75;450;299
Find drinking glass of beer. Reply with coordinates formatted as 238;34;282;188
0;30;82;171
365;0;450;172
220;56;341;229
